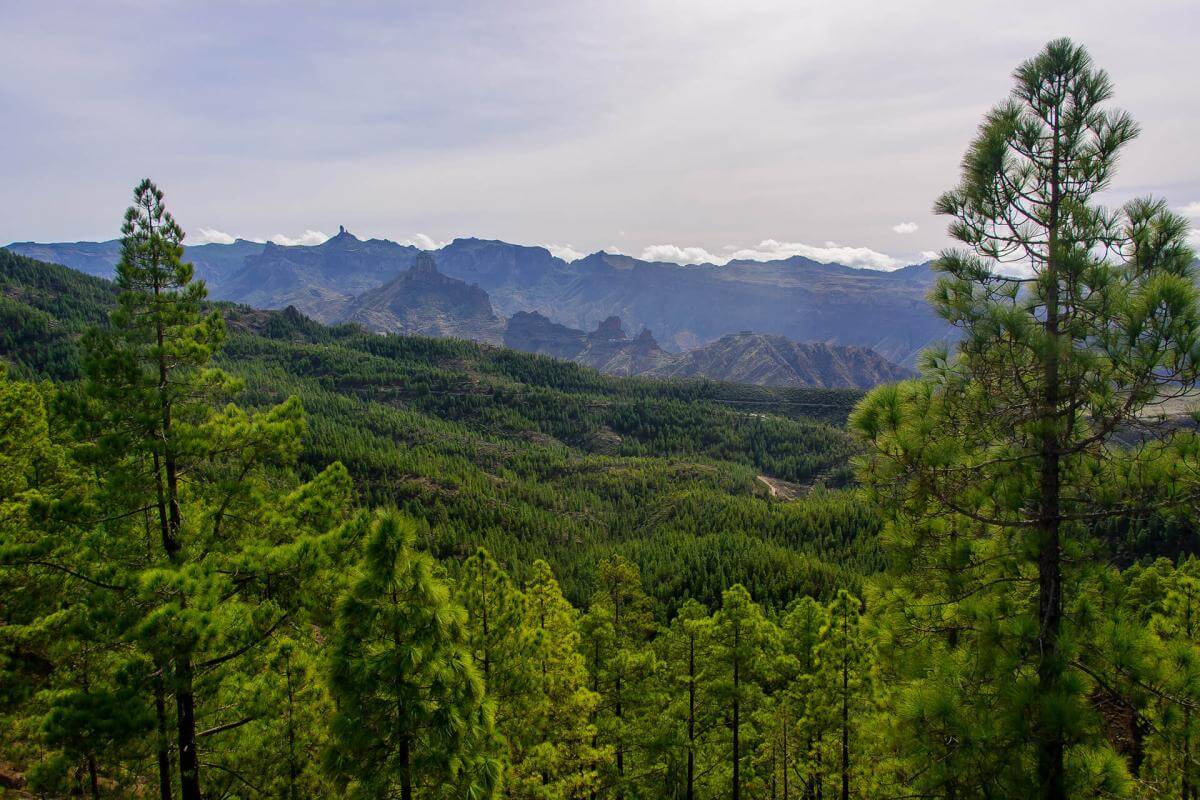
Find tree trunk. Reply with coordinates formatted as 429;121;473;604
286;655;298;800
400;736;412;800
733;622;741;800
840;654;849;800
1185;592;1195;800
1037;106;1065;800
616;673;624;800
782;717;789;800
87;753;100;800
176;656;202;800
687;631;695;800
155;669;173;800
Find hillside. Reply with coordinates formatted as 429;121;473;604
342;252;505;343
0;248;878;609
7;232;951;365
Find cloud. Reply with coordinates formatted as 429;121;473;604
398;233;448;250
724;239;902;270
543;243;585;262
192;227;237;245
920;250;940;260
1178;202;1200;218
640;244;719;265
270;230;330;246
1174;205;1200;249
892;222;919;234
636;239;904;269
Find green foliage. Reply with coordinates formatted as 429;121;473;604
852;38;1200;800
326;511;502;800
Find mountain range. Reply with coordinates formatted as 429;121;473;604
6;228;946;386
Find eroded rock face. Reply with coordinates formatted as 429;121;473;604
342;252;505;344
503;311;588;360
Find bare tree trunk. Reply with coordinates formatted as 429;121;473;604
400;736;412;800
176;656;202;800
155;668;174;800
1037;107;1065;800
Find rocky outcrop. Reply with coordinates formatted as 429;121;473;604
503;311;589;360
341;252;505;343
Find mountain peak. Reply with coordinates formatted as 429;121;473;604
411;251;439;276
591;315;627;341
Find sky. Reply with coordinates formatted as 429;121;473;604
2;0;1199;269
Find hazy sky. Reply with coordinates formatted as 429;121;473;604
3;0;1198;267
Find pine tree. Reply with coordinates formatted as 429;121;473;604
516;559;606;799
459;548;532;733
709;584;777;800
69;178;354;800
0;367;151;796
326;511;502;800
812;591;871;800
653;599;715;800
781;596;826;800
851;39;1200;800
579;555;657;799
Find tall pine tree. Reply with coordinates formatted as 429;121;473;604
852;39;1200;799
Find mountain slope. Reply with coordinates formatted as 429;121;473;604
342;252;505;343
641;332;914;388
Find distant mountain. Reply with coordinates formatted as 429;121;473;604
504;311;908;389
505;312;673;375
5;238;265;286
7;230;950;365
641;332;913;389
217;228;419;320
343;252;504;343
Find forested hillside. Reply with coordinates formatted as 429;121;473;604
0;244;875;612
4;38;1200;800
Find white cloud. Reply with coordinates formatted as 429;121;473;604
892;222;919;234
724;239;902;270
920;250;939;260
640;244;719;265
635;239;904;269
1175;205;1200;249
543;243;585;262
192;227;236;245
270;229;330;246
397;233;448;250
